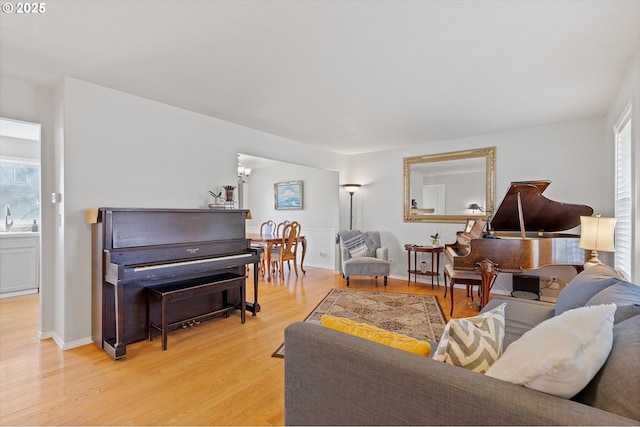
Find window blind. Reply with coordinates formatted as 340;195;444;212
614;106;632;279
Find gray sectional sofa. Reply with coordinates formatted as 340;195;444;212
284;264;640;425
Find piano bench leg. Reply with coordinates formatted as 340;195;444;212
160;298;168;351
147;294;169;351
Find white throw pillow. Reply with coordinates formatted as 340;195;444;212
432;303;506;373
486;303;616;398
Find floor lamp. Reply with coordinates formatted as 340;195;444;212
341;184;361;230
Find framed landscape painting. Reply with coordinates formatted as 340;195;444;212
275;181;303;210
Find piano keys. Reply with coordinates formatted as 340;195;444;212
445;181;593;307
89;208;262;359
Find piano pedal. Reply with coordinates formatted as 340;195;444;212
468;301;479;310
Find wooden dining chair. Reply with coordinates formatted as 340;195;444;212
258;220;276;275
260;220;276;236
273;221;301;279
276;220;291;237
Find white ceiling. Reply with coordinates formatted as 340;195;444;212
1;0;639;155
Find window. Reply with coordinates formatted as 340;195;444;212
613;103;633;279
0;160;40;228
0;118;41;230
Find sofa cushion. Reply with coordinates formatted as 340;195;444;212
608;304;640;324
555;264;623;315
343;257;390;276
586;281;640;323
433;303;506;374
486;303;616;398
483;297;555;349
572;314;640;421
320;314;431;356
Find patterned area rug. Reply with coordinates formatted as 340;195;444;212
273;289;446;358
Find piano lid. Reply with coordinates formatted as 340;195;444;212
489;180;593;233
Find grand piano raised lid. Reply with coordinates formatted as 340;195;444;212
89;208;262;360
445;180;594;307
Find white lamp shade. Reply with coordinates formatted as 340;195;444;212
341;184;361;194
579;215;616;252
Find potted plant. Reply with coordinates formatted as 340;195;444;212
430;232;440;247
208;189;223;208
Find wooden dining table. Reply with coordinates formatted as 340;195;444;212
246;233;307;282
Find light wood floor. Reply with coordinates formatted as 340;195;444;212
0;266;478;426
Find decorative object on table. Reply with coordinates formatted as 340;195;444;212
272;288;446;358
430;232;440;247
579;214;617;268
420;260;428;273
275;180;303;210
340;183;361;230
208;189;224;208
223;185;236;202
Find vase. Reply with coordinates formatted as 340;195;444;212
432;239;439;247
420;261;428;274
223;185;236;202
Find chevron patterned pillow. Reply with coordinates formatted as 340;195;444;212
433;303;506;373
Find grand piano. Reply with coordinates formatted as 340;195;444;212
89;208;262;359
445;181;593;307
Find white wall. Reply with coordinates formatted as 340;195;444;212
605;49;640;283
349;117;607;292
55;77;347;347
0;76;56;339
245;162;338;269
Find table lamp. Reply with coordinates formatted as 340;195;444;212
579;215;616;268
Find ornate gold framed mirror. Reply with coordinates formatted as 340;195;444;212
403;147;496;223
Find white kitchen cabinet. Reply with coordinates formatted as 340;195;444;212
0;233;39;296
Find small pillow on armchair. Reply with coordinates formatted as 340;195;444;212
342;233;369;258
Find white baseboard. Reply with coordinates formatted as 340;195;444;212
0;288;38;298
46;332;92;350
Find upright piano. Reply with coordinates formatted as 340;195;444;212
89;208;262;359
445;181;593;307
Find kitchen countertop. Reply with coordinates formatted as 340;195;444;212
0;231;40;238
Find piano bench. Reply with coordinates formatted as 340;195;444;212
443;263;482;317
146;272;246;351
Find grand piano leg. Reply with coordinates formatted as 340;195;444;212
475;258;498;309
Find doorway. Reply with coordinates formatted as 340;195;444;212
237;153;339;271
0;118;42;298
